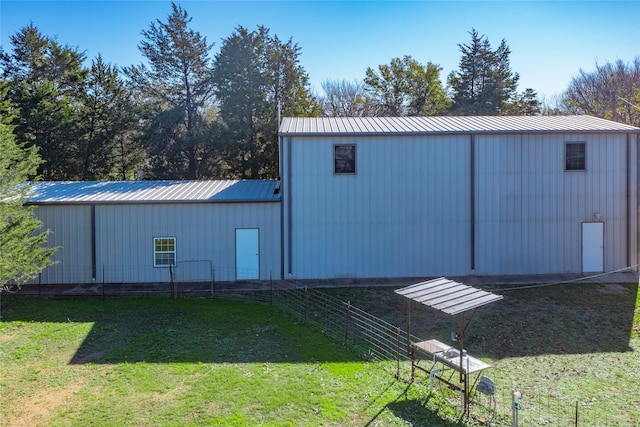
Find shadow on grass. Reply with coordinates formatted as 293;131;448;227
364;384;465;427
323;282;639;359
3;280;638;366
1;296;363;364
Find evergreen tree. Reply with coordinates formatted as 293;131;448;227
448;29;538;115
80;55;143;180
124;2;215;179
0;82;55;297
0;24;87;179
508;88;541;116
213;26;269;179
213;25;318;178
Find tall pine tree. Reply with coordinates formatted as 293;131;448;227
448;29;538;116
213;25;318;179
80;55;143;180
0;24;87;179
0;82;55;298
124;2;215;179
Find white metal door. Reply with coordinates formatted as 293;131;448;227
582;222;604;273
236;229;259;280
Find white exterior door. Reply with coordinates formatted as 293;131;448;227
582;222;604;273
236;228;259;280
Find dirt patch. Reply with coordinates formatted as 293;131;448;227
598;284;629;295
6;382;83;427
1;324;26;342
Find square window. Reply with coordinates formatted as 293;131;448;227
154;237;176;267
334;145;356;174
566;142;586;171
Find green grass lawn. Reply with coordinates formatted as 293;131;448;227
324;282;640;426
1;280;639;426
1;297;469;427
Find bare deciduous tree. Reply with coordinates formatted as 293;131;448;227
561;57;640;127
319;79;377;117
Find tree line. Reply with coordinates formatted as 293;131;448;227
1;2;639;182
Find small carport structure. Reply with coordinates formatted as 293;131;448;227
395;277;503;415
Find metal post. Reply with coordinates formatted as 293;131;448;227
344;301;351;346
512;390;521;427
459;312;469;416
212;265;216;297
396;326;401;379
303;286;308;324
169;264;175;299
406;300;412;355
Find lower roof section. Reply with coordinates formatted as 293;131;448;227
26;180;281;204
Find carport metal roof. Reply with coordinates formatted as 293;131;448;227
394;277;503;315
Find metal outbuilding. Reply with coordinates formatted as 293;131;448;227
23;115;640;285
28;180;281;284
279;115;640;279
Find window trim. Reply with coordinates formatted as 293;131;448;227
334;144;357;175
153;236;176;268
565;141;586;171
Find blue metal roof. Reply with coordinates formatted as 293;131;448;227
27;180;280;204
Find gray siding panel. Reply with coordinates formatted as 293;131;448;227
33;205;93;283
287;134;471;279
284;130;635;279
95;203;280;283
475;133;629;274
34;202;280;284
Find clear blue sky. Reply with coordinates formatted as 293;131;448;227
1;1;639;100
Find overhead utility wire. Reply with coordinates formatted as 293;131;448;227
495;264;639;292
617;97;640;111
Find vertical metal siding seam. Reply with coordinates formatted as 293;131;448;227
470;134;475;272
286;136;293;275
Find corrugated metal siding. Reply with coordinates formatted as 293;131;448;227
282;130;636;279
474;133;629;274
280;116;640;136
94;203;280;283
32;205;93;283
285;134;471;279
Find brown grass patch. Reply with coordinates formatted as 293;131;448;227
5;382;83;427
598;284;629;295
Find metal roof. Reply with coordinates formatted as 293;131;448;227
279;115;640;136
26;180;280;204
394;277;503;315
